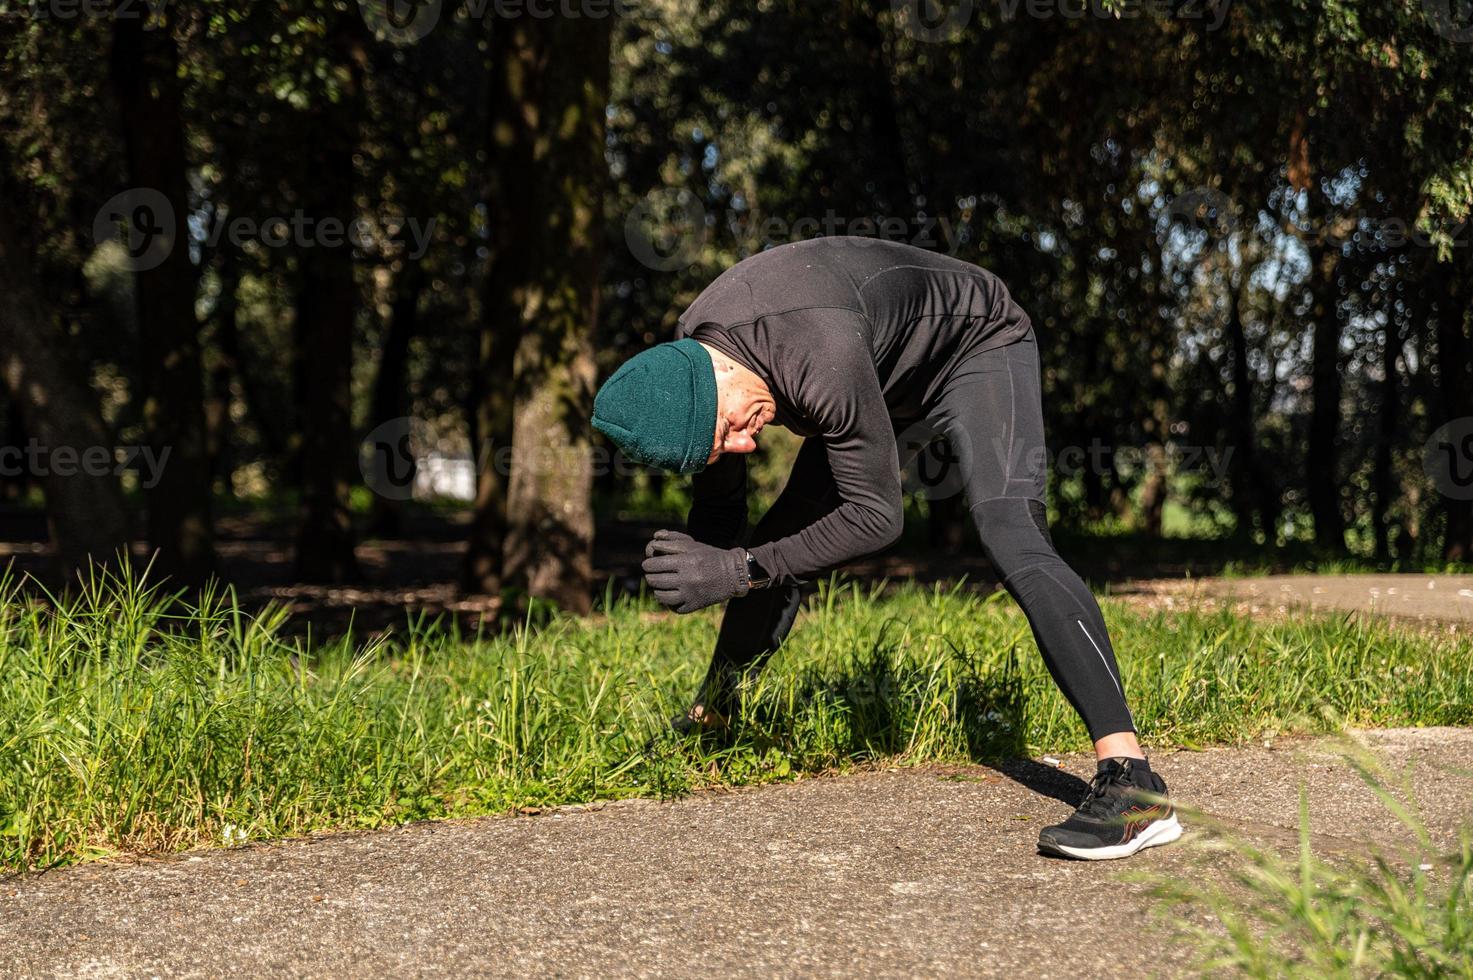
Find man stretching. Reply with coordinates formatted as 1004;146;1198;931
592;237;1180;860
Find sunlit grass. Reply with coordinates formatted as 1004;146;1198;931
1147;744;1473;976
0;567;1470;871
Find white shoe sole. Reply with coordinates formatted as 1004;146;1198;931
1040;814;1184;861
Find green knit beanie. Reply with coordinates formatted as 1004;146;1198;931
592;339;718;474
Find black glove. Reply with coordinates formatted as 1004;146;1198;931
641;530;750;614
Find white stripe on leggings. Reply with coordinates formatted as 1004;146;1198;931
1078;619;1126;704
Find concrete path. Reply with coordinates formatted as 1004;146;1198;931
3;727;1470;978
1114;574;1473;634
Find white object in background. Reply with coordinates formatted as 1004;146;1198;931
415;453;476;501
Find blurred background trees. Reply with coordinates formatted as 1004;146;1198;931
1;0;1471;611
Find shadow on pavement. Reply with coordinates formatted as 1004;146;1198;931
983;759;1090;807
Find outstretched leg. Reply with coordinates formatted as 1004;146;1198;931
932;334;1138;750
936;333;1179;861
686;438;839;724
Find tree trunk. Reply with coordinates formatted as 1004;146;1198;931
110;12;215;584
292;23;366;583
1137;442;1168;536
854;0;916;216
0;399;25;503
1432;260;1473;561
866;2;973;552
367;261;424;538
497;17;611;614
1372;319;1402;562
462;20;543;595
212;256;289;465
1224;273;1260;536
0;203;132;576
204;359;232;498
1081;439;1106;523
203;257;235;497
1307;245;1345;553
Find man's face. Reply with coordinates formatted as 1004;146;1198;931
708;386;777;465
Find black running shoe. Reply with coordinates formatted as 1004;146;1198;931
1037;758;1183;860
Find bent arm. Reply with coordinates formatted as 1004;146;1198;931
746;316;903;582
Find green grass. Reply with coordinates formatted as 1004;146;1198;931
1148;746;1473;976
1;568;1471;872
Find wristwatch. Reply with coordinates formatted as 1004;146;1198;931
743;549;772;590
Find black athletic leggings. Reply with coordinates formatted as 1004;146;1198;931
695;331;1136;741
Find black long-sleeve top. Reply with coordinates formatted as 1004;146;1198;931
675;237;1032;584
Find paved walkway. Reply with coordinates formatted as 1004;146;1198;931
1113;574;1473;634
3;728;1470;978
